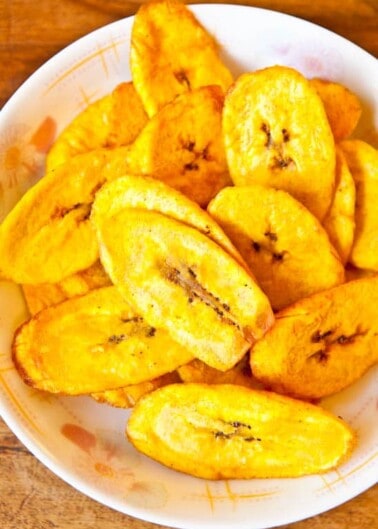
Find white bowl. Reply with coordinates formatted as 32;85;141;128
0;5;377;529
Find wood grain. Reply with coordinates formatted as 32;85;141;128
0;1;377;528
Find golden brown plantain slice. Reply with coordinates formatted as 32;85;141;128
92;371;181;408
322;147;356;264
177;355;258;389
94;209;274;371
22;260;111;315
13;286;194;394
208;185;344;310
130;0;233;117
310;78;362;141
126;383;355;479
223;66;335;220
0;147;130;284
124;86;231;206
250;277;378;399
339;140;378;271
46;82;148;171
91;175;246;270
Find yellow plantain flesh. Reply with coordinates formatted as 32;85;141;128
13;286;194;394
208;185;344;310
127;383;355;479
0;147;130;284
94;209;274;371
223;66;335;220
250;277;378;399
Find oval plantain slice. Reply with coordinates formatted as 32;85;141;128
126;383;355;479
91;175;246;270
310;78;362;142
22;260;111;316
223;66;335;220
250;276;378;399
95;209;274;371
46;82;148;171
322;147;356;264
0;147;130;284
13;286;194;394
124;85;231;207
208;185;344;310
339;140;378;271
130;0;233;117
92;371;181;408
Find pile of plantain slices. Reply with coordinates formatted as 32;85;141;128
1;0;377;480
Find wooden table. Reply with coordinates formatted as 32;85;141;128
0;1;377;528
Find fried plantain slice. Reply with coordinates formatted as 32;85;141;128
94;209;274;371
208;185;344;310
130;0;233;117
92;371;181;408
250;276;378;399
13;286;194;394
46;83;148;171
124;86;231;206
127;383;355;479
91;175;246;269
22;260;111;315
0;147;130;284
177;355;258;389
340;140;378;271
322;147;356;264
223;66;335;220
310;78;362;141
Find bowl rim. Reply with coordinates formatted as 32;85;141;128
0;4;377;529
